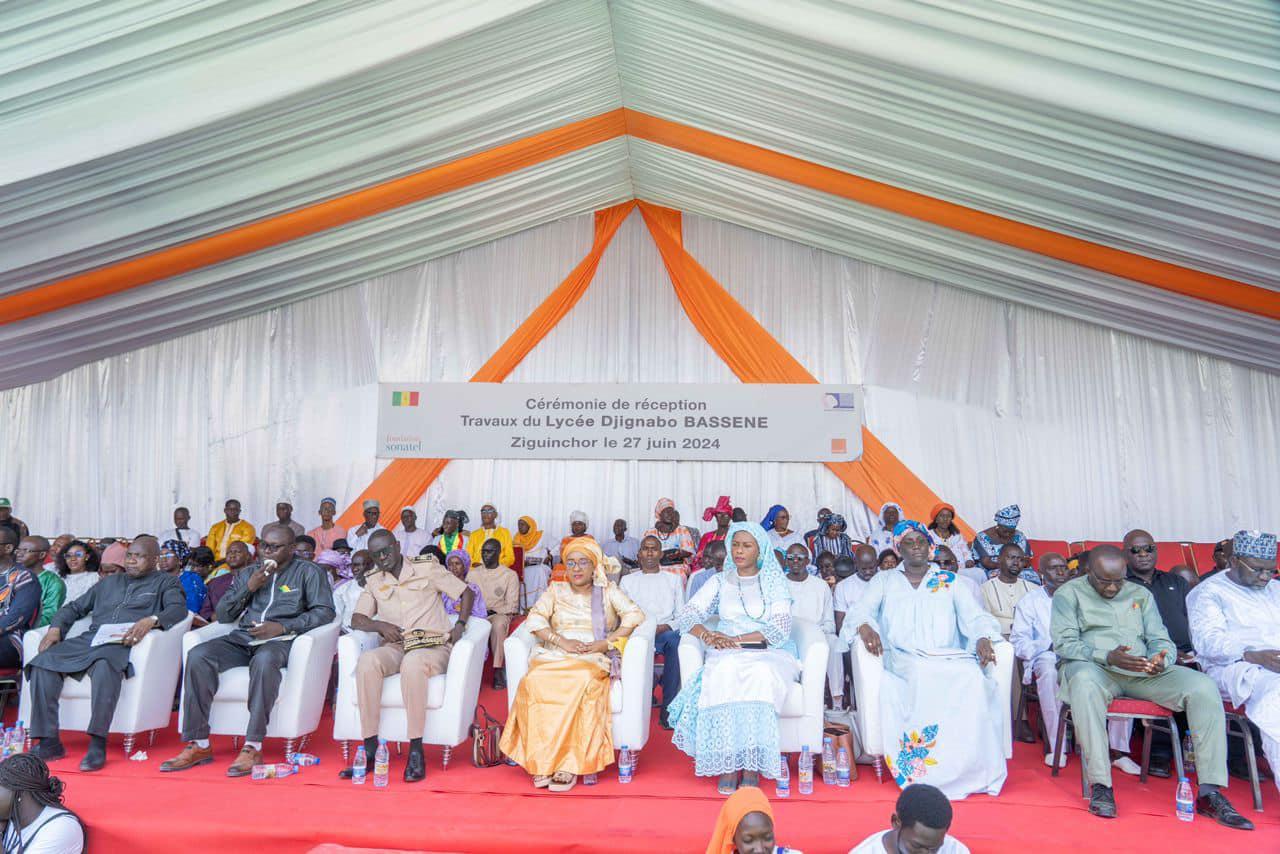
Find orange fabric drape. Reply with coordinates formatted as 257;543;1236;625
339;202;636;529
0;111;628;325
637;201;973;538
625;110;1279;322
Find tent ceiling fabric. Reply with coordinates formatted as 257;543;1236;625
1;0;1278;389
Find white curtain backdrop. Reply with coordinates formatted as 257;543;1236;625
2;210;1275;543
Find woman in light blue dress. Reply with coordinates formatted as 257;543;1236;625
669;522;798;795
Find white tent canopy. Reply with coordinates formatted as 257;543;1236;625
1;0;1277;538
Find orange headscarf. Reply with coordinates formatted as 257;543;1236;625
706;786;774;854
513;515;543;550
929;502;956;526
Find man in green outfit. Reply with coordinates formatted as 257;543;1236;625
16;536;66;627
1050;545;1251;829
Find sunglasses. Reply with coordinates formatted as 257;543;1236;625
1128;545;1155;555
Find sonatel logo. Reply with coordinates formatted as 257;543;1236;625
384;434;422;452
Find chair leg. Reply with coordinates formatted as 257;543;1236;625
396;742;402;755
148;730;156;747
123;733;135;757
1168;717;1184;783
299;733;310;751
341;740;350;763
1139;721;1153;783
1051;705;1070;777
1236;718;1264;812
284;738;295;758
442;745;451;769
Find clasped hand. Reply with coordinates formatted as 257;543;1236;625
558;637;606;655
1107;645;1166;674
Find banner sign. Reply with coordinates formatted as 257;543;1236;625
377;383;863;462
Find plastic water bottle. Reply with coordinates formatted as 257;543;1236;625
583;773;598;785
351;744;367;785
822;736;837;786
776;755;791;798
12;721;25;755
618;745;634;783
0;729;10;759
1182;734;1196;775
288;753;321;767
1176;777;1195;822
798;744;814;795
836;747;851;787
373;739;390;789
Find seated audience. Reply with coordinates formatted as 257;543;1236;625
670;523;799;795
467;538;520;690
812;514;856;560
868;503;902;557
0;754;86;854
160;540;206;615
706;786;797;854
694;496;733;570
29;537;186;771
199;541;252;620
834;544;879;634
1050;545;1251;828
802;508;832;557
731;507;748;524
515;515;552;610
0;500;29;542
1188;530;1279;797
815;552;838;592
645;500;696;578
188;546;216;580
1170;564;1200;591
97;542;127;576
260;501;305;538
335;533;473;783
43;536;72;574
500;538;643;793
762;505;804;553
55;539;100;603
686;539;727;600
843;520;1006;798
621;535;685;728
347;499;388;552
316;547;351;588
293;534;317;562
1010;553;1136;771
161;526;334;777
848;783;967;854
308;497;347;553
970;505;1037;583
784;543;843;711
206;499;256;562
1202;538;1232;579
432;510;469;556
16;538;64;629
332;549;371;633
601;518;640;571
934;546;984;609
0;533;41;668
332;538;352;556
877;550;899;572
442;550;487;625
979;544;1036;637
466;504;515;568
927;503;973;569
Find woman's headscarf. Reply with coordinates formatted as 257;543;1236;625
315;549;352;582
892;519;931;553
443;509;470;529
100;542;127;567
161;539;191;566
702;495;732;522
879;502;903;529
994;504;1021;528
760;504;787;531
929;502;955;527
721;522;790;606
654;497;674;519
705;786;774;854
513;515;543;550
445;548;472;574
559;537;617;587
819;513;848;537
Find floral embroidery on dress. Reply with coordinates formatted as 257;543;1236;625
926;570;956;593
886;724;939;785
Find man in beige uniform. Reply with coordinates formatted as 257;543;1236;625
344;529;474;783
468;537;520;690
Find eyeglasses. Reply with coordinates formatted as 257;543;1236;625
783;554;808;562
65;551;88;560
371;546;395;559
1128;545;1156;555
13;547;45;556
564;559;596;570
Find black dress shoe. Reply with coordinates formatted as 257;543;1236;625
79;738;107;772
338;767;354;779
1088;784;1117;819
492;668;506;691
1146;757;1172;778
403;749;426;783
1229;760;1272;782
1196;791;1254;831
31;738;65;762
659;709;673;731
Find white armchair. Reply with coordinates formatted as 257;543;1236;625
851;637;1015;782
19;613;194;755
505;618;655;756
177;619;340;756
678;617;828;754
332;617;491;767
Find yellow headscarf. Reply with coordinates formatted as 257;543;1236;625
560;536;618;587
513;515;543;550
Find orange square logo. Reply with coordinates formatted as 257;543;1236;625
831;438;847;454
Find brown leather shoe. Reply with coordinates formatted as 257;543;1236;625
226;745;261;778
159;743;214;772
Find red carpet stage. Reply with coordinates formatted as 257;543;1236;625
18;684;1277;854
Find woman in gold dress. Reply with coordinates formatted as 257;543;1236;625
500;537;644;792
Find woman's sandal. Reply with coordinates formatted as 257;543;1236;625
717;772;739;796
532;775;552;789
548;771;578;792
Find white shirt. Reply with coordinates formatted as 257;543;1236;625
157;525;202;547
346;524;387;552
980;576;1036;635
768;529;805;551
848;830;969;854
2;806;84;854
334;581;365;632
787;574;835;634
602;535;640;564
1188;572;1280;705
62;572;100;603
1010;586;1053;677
833;575;871;615
395;527;433;558
620;570;685;625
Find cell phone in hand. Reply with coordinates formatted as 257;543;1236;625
738;640;767;650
